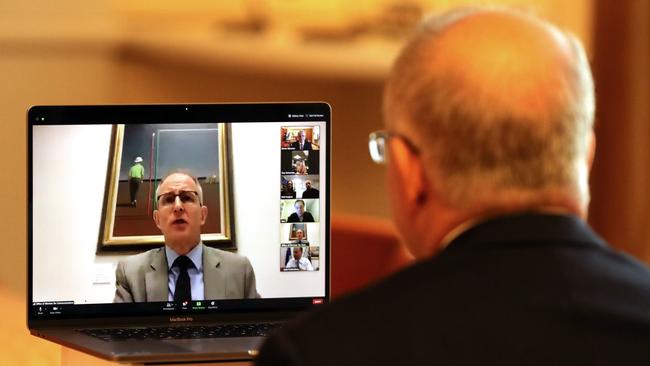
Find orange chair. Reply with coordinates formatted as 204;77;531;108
330;215;413;298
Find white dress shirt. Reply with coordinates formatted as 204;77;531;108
165;243;204;301
286;256;314;271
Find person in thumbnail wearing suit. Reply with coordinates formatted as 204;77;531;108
114;171;259;302
291;229;309;244
257;6;650;365
291;130;312;150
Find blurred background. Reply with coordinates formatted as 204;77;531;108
0;0;647;364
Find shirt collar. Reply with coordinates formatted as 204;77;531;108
439;218;481;250
165;242;203;271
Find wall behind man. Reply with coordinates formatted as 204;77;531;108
589;0;650;263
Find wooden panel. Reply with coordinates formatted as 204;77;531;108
589;0;650;263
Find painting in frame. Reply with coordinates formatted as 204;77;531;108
98;123;234;253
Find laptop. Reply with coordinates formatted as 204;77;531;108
27;103;331;363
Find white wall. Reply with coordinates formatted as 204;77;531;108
32;125;118;304
32;121;327;303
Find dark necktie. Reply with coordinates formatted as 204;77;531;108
173;256;192;302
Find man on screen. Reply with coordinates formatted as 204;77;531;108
114;171;259;302
291;130;312;150
285;247;313;271
257;6;650;365
287;200;315;223
291;229;309;244
301;180;319;199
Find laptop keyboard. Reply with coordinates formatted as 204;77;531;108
79;323;282;341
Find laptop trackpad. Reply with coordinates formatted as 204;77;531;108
163;337;264;354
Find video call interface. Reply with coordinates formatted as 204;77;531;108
30;119;327;317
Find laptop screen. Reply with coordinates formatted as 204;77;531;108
28;103;330;320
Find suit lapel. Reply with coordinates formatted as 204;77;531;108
145;248;169;302
203;245;225;299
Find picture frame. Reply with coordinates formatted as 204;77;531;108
98;123;234;253
290;223;307;240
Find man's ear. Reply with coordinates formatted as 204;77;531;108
389;137;429;207
200;205;208;226
153;210;161;229
587;130;596;173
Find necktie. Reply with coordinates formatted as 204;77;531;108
173;256;192;302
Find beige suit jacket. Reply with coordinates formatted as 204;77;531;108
113;244;259;302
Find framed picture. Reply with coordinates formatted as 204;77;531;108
289;223;307;240
98;123;234;252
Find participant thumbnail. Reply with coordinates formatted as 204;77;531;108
281;175;320;199
281;126;320;150
280;245;320;271
279;223;319;245
281;150;319;175
280;199;319;223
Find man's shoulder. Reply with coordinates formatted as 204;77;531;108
116;247;166;280
259;216;650;365
261;241;650;364
203;245;250;265
119;247;163;265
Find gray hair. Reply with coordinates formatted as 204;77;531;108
155;169;204;205
384;6;595;208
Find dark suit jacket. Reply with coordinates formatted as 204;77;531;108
301;188;319;199
287;212;315;223
291;140;312;150
256;214;650;365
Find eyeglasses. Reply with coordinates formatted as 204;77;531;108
157;190;200;207
368;130;419;164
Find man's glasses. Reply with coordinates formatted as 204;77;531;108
368;130;390;164
157;190;200;207
369;130;419;165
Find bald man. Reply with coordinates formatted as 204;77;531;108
256;7;650;365
114;171;259;302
